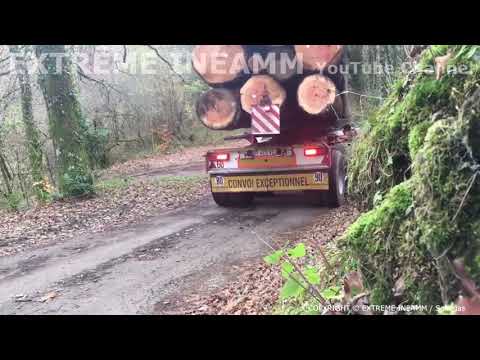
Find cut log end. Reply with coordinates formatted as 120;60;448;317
297;75;337;115
196;89;239;130
240;75;286;114
247;46;297;82
192;45;247;85
294;45;343;71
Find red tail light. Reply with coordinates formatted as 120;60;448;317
304;147;327;157
216;153;229;161
207;152;230;161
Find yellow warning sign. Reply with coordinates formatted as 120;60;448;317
211;172;329;193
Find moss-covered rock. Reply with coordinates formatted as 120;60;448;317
408;121;431;159
348;45;480;210
340;181;440;308
344;45;480;307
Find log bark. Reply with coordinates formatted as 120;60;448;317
240;75;286;114
9;45;45;200
247;45;297;82
297;74;337;115
294;45;343;71
192;45;352;132
35;45;93;197
192;45;248;86
196;88;241;130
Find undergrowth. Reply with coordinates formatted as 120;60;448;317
343;45;480;308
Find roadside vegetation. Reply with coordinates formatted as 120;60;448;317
0;173;207;257
261;45;480;315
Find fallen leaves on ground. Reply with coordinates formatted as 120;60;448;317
38;291;58;303
0;175;208;257
103;141;247;179
165;204;359;315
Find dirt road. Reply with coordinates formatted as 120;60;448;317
0;164;332;315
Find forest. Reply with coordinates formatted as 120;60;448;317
0;45;404;208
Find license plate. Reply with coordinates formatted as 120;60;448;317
211;172;329;193
239;148;293;160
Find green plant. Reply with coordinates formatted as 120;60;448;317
85;126;110;169
5;191;23;211
95;177;133;192
264;243;322;301
61;168;94;198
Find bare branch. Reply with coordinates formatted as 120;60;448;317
1;86;20;98
76;64;122;96
122;45;127;63
146;45;185;83
0;56;10;65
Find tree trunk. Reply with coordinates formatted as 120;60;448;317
240;75;286;114
297;74;338;115
294;45;343;71
196;88;241;130
192;45;248;86
9;45;45;201
247;45;298;82
0;150;13;196
35;45;93;197
192;45;352;132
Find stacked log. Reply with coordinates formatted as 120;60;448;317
194;45;351;132
240;75;286;114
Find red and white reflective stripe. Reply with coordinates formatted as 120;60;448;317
251;104;280;135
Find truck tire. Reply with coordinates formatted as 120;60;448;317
326;148;346;207
212;192;254;207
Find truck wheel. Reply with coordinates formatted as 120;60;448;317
212;192;254;207
326;149;346;207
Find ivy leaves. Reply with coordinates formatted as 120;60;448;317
263;250;283;265
263;243;306;265
288;243;306;258
264;243;322;301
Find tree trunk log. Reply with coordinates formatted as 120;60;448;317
247;45;297;82
294;45;343;71
240;75;286;114
35;45;93;197
192;45;248;86
196;88;241;130
10;45;45;200
297;74;337;115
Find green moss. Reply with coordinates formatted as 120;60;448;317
344;45;480;307
36;45;94;197
348;45;480;210
342;181;434;305
408;121;431;158
412;89;480;290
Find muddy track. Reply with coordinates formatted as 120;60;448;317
126;162;206;180
0;162;336;314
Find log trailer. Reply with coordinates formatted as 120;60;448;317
205;126;355;207
193;45;356;207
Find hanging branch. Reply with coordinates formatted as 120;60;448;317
146;45;185;83
76;64;123;96
0;56;10;65
122;45;127;63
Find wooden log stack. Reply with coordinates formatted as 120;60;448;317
193;45;351;132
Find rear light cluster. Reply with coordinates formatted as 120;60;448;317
207;152;230;161
304;147;327;157
216;153;229;161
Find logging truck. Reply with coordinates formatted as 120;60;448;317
193;45;355;207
